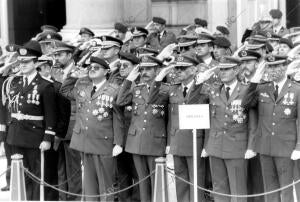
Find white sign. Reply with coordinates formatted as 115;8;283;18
179;104;210;129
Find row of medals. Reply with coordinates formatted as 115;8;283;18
92;94;113;121
27;86;40;105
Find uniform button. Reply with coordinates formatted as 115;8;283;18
87;110;90;112
85;127;88;130
143;128;145;130
224;123;227;126
273;113;276;116
225;115;228;118
144;112;147;115
272;122;275;126
105;136;108;139
21;96;24;99
19;103;22;106
89;101;91;104
86;118;88;121
272;132;275;135
223;131;226;134
226;107;229;110
144;120;147;123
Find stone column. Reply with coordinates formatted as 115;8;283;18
60;0;152;41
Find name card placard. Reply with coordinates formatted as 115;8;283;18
179;104;210;129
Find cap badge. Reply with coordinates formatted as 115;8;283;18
102;36;106;41
46;34;51;39
19;48;27;56
142;57;149;62
266;32;272;38
268;55;275;62
9;45;14;52
241;51;247;57
177;56;184;62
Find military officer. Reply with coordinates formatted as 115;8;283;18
116;55;167;202
3;40;56;200
197;56;251;202
269;9;289;36
213;36;232;62
129;27;149;56
148;55;208;202
243;55;300;202
147;17;177;51
79;27;95;43
52;41;82;201
60;56;124;201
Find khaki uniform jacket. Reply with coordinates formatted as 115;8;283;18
204;82;251;159
148;81;209;156
60;77;124;156
116;79;167;156
243;80;300;157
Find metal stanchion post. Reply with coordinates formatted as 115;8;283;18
193;129;198;202
40;150;44;201
10;154;26;201
153;157;168;202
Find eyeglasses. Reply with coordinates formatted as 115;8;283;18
116;62;130;69
87;64;102;71
175;66;190;71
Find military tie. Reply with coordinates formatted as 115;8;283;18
225;87;230;100
183;86;188;97
91;86;97;97
23;77;28;87
274;85;279;100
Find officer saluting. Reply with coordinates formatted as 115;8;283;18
3;40;56;200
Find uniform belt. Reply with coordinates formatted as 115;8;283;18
11;113;44;121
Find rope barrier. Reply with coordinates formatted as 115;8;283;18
165;168;300;198
0;166;11;178
23;166;155;198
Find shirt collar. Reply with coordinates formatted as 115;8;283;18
182;80;194;91
274;77;287;93
224;79;238;92
203;57;213;65
159;30;166;37
93;79;106;92
24;71;37;85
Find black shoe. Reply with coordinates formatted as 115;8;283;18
1;185;10;191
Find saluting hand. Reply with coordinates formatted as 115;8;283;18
291;150;300;160
165;146;170;154
156;43;178;61
112;145;123;157
244;149;256;159
39;141;51;151
127;65;140;82
250;60;266;83
201;149;208;158
155;65;174;82
195;66;217;84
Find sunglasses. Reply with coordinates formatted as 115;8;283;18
116;62;131;69
175;66;190;71
87;64;103;71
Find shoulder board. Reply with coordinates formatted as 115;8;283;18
258;81;271;85
41;76;54;83
77;77;90;84
171;82;181;86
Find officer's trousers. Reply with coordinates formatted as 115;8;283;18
260;155;294;202
132;154;156;202
209;156;248;202
173;155;206;202
83;153;115;202
247;154;264;202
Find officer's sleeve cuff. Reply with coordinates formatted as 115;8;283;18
0;124;6;132
45;130;56;136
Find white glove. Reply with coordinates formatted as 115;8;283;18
126;65;140;82
112;145;123;157
155;65;175;81
201;149;208;158
195;66;217;84
286;59;300;76
244;149;257;159
0;142;5;156
39;141;51;151
291;150;300;160
250;61;266;83
165;146;170;154
287;44;300;60
156;43;177;61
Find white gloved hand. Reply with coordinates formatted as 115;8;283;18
112;145;123;157
291;150;300;160
39;141;51;151
195;66;218;84
244;149;257;159
156;43;177;61
155;65;174;81
165;146;170;154
126;65;140;82
250;60;266;83
201;149;208;158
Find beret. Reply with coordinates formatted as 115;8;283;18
194;18;207;27
216;26;230;35
213;37;231;48
269;9;283;19
90;56;110;69
152;17;166;25
114;22;127;34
